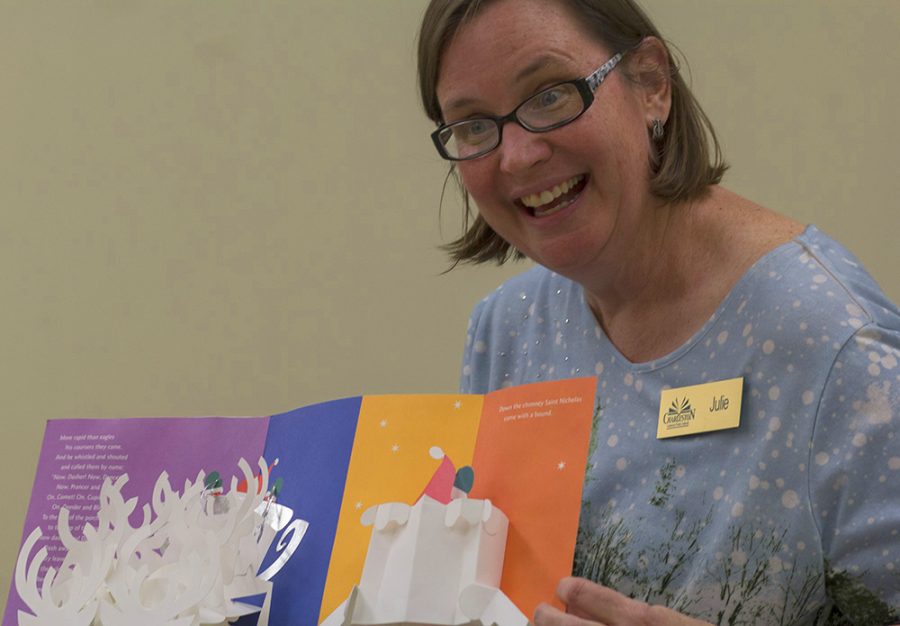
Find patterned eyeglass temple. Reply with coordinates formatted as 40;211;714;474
585;52;623;93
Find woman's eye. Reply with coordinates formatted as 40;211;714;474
455;119;493;145
536;89;562;108
468;120;490;136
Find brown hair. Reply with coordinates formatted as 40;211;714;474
418;0;728;266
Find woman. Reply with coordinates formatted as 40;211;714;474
418;0;900;624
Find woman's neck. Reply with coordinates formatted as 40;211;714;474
581;186;803;363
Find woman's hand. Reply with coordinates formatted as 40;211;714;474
533;577;711;626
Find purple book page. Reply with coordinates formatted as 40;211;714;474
4;416;269;626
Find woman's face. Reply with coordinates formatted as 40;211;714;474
436;0;661;281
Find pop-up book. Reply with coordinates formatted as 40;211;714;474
4;377;596;626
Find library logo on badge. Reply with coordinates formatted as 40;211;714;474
662;397;696;429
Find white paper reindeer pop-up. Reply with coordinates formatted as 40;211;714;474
14;456;307;626
321;446;530;626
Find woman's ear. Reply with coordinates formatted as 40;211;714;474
628;36;672;125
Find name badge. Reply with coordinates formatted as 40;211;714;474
657;377;743;439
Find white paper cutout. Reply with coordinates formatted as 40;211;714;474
14;457;305;626
321;449;530;626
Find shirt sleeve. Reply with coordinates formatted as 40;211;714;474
809;322;900;622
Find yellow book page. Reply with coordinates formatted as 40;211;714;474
318;394;483;620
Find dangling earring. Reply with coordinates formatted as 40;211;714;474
651;118;665;142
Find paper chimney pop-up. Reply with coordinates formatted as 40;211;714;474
321;447;530;626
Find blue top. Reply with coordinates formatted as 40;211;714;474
461;226;900;625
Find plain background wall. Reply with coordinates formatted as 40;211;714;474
2;0;897;611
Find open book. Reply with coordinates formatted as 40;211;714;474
6;377;596;625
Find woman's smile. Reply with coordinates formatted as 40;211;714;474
518;174;587;217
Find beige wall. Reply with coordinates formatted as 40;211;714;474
1;0;897;607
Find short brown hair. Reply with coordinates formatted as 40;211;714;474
418;0;728;266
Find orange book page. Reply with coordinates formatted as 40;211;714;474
469;377;596;618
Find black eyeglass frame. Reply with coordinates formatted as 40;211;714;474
431;52;624;162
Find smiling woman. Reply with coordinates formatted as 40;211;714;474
417;0;900;624
0;1;898;620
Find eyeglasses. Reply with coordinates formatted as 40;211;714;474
431;52;624;161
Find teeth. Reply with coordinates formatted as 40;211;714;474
520;175;584;209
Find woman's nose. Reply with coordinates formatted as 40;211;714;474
497;123;552;175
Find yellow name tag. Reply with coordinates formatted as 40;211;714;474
657;377;743;439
